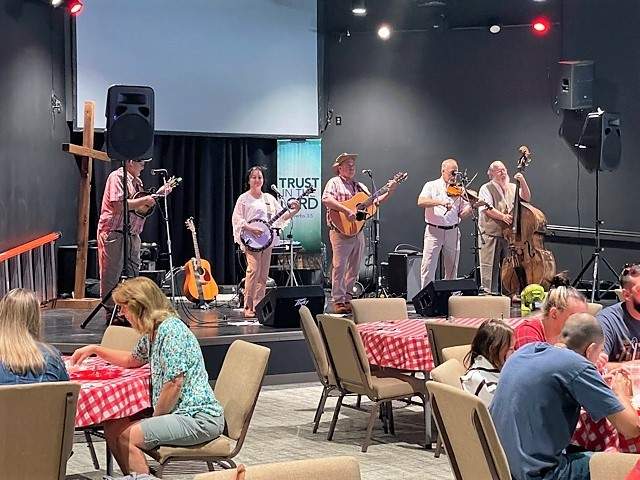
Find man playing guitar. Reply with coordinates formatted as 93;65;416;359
322;152;397;314
97;159;174;308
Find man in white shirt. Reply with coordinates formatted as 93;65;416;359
478;161;530;293
417;159;472;288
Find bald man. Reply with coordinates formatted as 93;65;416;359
477;161;531;293
417;159;472;288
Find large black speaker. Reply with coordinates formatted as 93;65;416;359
106;85;155;161
256;285;325;328
412;279;478;317
557;60;594;110
577;111;622;172
388;252;422;301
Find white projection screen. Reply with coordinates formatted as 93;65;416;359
74;0;318;136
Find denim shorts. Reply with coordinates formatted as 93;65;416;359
139;411;225;449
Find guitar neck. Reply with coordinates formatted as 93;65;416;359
266;190;310;226
191;230;202;264
359;185;389;209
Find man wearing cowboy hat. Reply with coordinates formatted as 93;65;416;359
97;158;173;306
322;152;396;314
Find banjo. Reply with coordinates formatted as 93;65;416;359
240;186;314;252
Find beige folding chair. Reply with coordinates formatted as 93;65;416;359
84;325;144;471
590;452;639;480
299;305;339;432
426;381;511;480
144;340;270;476
587;302;603;316
0;381;80;480
448;295;511;319
318;314;428;452
193;456;361;480
441;344;471;367
350;298;408;324
429;359;467;458
425;321;478;367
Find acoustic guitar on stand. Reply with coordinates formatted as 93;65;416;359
183;217;219;303
329;172;408;237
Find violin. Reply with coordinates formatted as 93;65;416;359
446;179;491;210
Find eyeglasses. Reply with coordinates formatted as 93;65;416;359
620;263;640;282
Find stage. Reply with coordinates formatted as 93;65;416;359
42;294;318;384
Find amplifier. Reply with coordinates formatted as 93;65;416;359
388;252;422;301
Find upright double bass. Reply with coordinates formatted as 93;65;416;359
500;146;556;296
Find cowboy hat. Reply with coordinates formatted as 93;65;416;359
332;152;358;173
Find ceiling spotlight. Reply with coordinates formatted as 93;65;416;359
531;16;551;35
68;0;83;15
352;0;367;16
489;24;501;34
51;0;64;6
377;24;392;40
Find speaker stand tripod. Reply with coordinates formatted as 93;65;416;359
82;159;133;329
571;169;619;301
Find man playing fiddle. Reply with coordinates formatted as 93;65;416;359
478;161;531;293
417;158;472;288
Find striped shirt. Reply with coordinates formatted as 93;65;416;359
97;169;146;235
460;355;501;406
322;175;368;227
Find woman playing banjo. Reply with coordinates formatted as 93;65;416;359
232;166;301;318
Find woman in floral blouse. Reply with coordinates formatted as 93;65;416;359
71;277;224;476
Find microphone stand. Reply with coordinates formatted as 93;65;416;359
274;195;298;287
461;178;485;290
157;171;177;305
364;170;385;297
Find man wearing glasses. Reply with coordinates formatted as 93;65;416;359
417;158;472;288
596;263;640;363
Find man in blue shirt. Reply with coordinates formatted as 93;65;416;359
596;263;640;362
490;313;640;480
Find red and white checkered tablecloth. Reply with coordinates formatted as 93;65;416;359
357;317;527;373
67;357;151;428
573;408;640;453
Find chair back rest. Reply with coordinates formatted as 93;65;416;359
426;322;478;367
214;340;270;442
318;315;373;395
299;306;334;387
441;344;471;368
589;452;639;480
430;359;466;389
426;381;511;480
0;381;80;480
101;325;142;351
193;456;361;480
447;296;511;319
350;298;408;324
587;302;603;316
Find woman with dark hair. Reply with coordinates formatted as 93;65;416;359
231;166;300;317
460;318;514;405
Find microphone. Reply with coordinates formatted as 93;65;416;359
361;169;372;176
270;184;283;198
151;169;168;176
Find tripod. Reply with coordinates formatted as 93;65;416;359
572;168;619;301
82;159;133;329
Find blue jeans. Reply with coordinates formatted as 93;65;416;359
552;452;593;480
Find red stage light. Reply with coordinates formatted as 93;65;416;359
68;0;83;16
531;17;550;35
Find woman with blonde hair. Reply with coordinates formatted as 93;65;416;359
71;277;224;477
0;288;68;384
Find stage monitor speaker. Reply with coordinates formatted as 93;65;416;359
412;278;478;317
577;111;622;172
557;60;594;110
256;285;325;328
388;252;422;301
106;85;155;161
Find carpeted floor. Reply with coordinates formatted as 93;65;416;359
66;382;452;480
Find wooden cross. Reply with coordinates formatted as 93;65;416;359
59;100;110;308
